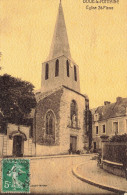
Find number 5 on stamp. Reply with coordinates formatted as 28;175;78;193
2;159;30;193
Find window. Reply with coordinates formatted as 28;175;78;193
45;63;49;80
55;59;59;77
74;65;77;81
46;111;55;135
113;122;118;135
66;60;70;77
102;125;106;133
96;126;98;134
70;100;78;128
94;114;99;121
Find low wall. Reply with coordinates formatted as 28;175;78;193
102;160;125;178
102;142;127;178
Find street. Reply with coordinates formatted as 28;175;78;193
30;155;116;194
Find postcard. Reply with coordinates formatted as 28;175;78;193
0;0;127;194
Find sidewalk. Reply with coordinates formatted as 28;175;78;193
72;159;127;194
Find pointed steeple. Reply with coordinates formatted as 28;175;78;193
47;1;71;60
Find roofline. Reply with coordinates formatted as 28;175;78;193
93;114;127;123
36;85;89;101
62;85;89;100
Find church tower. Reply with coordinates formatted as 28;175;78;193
34;1;89;156
41;1;80;93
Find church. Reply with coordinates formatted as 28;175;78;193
33;1;90;156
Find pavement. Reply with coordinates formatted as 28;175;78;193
72;158;127;194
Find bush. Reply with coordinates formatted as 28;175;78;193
110;134;127;142
100;135;109;139
103;143;126;163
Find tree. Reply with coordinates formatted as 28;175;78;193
0;52;2;70
110;134;127;142
0;74;36;125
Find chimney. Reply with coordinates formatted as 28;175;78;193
116;97;122;103
104;101;111;106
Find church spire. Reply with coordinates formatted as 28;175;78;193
47;1;71;60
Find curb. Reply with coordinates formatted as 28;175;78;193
30;154;92;160
72;163;127;194
0;154;93;161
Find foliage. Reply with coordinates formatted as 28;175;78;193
84;110;92;149
0;74;36;125
103;134;127;163
100;135;109;139
109;134;127;142
103;143;126;163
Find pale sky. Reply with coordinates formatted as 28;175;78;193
0;0;127;108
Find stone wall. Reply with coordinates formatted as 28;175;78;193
33;86;89;156
102;161;125;178
59;87;88;152
33;88;63;146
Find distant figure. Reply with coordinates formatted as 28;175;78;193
97;152;102;167
123;148;127;180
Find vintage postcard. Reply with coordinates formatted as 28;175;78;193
0;0;127;194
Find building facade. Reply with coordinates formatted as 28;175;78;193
0;123;34;157
33;2;90;156
92;97;127;152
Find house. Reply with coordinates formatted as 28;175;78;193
92;97;127;152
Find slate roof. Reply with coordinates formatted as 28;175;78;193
93;97;127;121
47;2;71;61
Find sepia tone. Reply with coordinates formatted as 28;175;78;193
0;0;127;194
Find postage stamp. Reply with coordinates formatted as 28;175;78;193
2;159;30;193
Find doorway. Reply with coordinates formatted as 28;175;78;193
70;136;77;153
93;142;96;153
13;135;23;157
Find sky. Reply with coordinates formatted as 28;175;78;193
0;0;127;108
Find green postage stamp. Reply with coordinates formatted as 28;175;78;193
2;159;30;193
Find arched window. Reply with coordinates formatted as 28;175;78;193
74;65;77;81
46;110;55;135
70;100;78;128
55;59;59;77
45;63;49;80
66;60;70;77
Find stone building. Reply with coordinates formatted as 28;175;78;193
33;2;90;156
0;119;34;157
92;97;127;152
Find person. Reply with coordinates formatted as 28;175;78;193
123;148;127;180
97;152;102;167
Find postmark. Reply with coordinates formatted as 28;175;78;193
2;159;30;193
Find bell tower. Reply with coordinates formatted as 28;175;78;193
41;1;80;93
